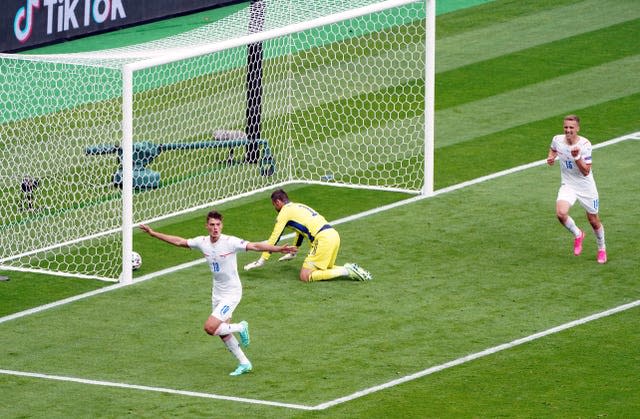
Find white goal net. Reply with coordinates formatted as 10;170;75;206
0;0;431;282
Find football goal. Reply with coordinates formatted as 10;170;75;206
0;0;434;283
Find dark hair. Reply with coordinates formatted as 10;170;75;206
270;188;289;203
206;210;223;222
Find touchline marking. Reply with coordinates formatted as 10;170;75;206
2;298;638;410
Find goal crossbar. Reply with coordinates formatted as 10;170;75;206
0;0;434;283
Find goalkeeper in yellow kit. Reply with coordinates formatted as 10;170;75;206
244;189;372;282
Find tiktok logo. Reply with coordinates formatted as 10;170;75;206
14;0;41;43
13;0;127;44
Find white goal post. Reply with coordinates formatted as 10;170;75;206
0;0;434;283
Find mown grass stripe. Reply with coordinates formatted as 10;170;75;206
436;0;585;37
436;54;640;147
281;17;640;139
436;0;497;15
437;19;640;109
437;0;640;73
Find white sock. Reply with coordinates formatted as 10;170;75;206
222;335;250;364
214;322;243;336
562;216;581;237
593;225;606;250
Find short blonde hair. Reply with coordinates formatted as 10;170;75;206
564;114;580;125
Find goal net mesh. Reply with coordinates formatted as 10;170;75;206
0;0;426;281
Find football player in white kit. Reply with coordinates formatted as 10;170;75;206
140;210;296;376
546;115;607;264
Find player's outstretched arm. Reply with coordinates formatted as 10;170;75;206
139;224;189;248
247;242;297;254
244;242;297;270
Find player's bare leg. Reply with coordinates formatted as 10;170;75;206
205;316;252;375
587;212;607;264
556;200;583;255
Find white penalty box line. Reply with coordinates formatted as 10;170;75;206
0;368;314;411
1;131;638;410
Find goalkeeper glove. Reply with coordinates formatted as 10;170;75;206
244;258;266;271
278;252;297;262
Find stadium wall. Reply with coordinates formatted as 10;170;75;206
2;0;248;53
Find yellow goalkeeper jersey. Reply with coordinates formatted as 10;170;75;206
261;202;332;260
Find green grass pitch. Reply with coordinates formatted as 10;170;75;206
1;0;639;416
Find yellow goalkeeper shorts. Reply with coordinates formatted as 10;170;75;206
302;227;340;271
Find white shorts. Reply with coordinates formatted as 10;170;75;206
557;184;599;214
211;296;240;321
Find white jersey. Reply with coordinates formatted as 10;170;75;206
550;134;598;195
187;234;247;299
